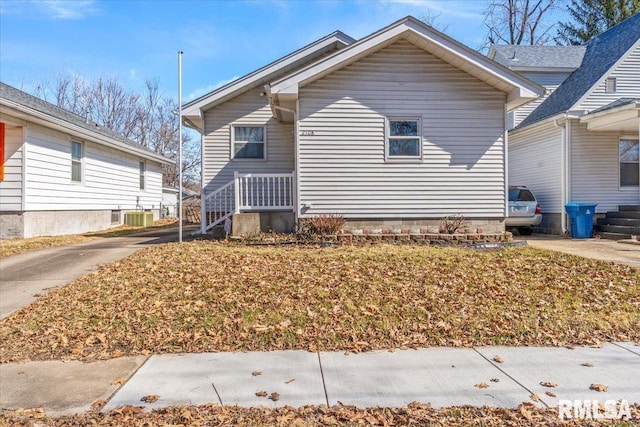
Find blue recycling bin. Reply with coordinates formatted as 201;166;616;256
565;203;597;238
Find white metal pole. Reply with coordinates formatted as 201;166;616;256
178;50;183;243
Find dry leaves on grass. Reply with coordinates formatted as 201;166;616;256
1;244;639;363
2;403;639;426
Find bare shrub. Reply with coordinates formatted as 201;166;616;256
440;215;466;234
296;214;346;239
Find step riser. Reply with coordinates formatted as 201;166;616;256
606;212;640;219
597;218;640;226
596;231;633;241
619;205;640;212
596;224;640;235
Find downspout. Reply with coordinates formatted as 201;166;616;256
269;102;299;223
554;114;569;234
504;104;509;221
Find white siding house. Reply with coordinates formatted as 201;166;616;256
0;83;172;238
183;17;543;234
504;14;640;237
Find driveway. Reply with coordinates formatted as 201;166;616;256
0;226;198;320
516;234;640;268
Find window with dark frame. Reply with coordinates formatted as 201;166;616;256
387;118;421;158
71;141;82;182
233;126;265;159
620;139;639;187
139;160;146;190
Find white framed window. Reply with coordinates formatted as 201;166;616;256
139;160;146;190
605;77;617;94
71;141;82;182
385;117;422;161
620;139;639;187
231;125;266;160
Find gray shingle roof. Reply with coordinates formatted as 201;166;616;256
518;13;640;129
587;97;639;115
0;82;169;162
491;45;586;69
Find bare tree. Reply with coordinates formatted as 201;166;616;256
484;0;558;47
420;10;450;34
33;74;199;187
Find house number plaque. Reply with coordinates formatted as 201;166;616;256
300;130;315;136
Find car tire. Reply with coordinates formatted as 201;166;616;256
518;227;533;236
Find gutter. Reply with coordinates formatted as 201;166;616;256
0;100;173;165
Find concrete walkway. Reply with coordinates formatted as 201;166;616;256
0;226;198;320
1;344;638;416
516;235;640;268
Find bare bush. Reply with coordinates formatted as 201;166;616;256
296;214;346;239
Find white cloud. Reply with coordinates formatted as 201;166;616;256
34;0;98;20
186;76;240;101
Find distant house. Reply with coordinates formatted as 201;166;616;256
182;16;543;235
0;82;173;239
494;14;640;237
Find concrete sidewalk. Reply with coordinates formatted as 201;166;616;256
516;235;640;268
1;343;638;416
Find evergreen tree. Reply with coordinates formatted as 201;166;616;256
557;0;640;44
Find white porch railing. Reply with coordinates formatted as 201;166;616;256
202;172;294;232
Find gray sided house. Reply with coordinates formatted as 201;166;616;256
493;13;640;237
0;83;173;238
183;16;543;235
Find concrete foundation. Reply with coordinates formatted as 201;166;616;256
343;218;505;234
0;209;160;239
0;212;25;239
232;211;296;237
535;213;564;235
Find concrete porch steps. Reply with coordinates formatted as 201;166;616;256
595;205;640;240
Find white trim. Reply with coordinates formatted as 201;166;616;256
21;127;27;211
572;38;640;111
270;17;543;109
504;104;509;219
384;116;423;162
181;32;355;119
230;124;268;161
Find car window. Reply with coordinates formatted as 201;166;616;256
509;189;535;202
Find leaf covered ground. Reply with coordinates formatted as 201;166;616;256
1;403;638;426
0;219;178;259
1;243;638;363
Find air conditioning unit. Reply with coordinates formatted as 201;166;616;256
124;211;154;227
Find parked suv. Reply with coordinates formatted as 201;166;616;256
506;186;542;235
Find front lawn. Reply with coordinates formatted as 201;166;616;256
0;243;638;362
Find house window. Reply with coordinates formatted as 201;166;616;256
386;118;421;159
605;77;617;94
232;125;266;160
71;141;82;182
139;160;146;190
620;139;639;187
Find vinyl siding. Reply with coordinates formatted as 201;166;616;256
570;121;639;212
509;122;564;213
24;123;163;211
298;39;507;218
510;71;570;129
202;88;294;193
576;43;640;111
0;125;24;211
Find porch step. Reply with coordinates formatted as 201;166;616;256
596;224;640;235
596;231;633;241
606;211;640;219
597;217;640;227
619;205;640;212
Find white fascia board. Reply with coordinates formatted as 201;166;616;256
580;103;640;130
0;102;173;165
182;32;354;117
270;17;544;101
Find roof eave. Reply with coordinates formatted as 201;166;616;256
0;100;173;165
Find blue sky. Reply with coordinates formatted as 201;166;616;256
0;0;562;104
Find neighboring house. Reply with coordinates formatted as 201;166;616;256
0;82;173;239
183;16;543;235
161;186;179;217
499;14;640;237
